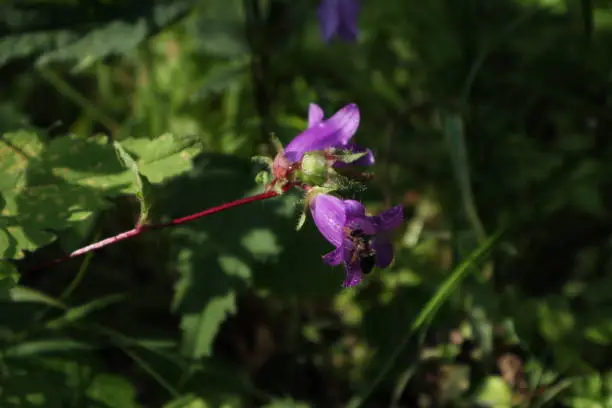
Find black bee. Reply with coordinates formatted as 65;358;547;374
347;228;377;275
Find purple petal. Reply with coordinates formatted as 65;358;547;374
344;199;366;219
336;0;359;42
372;205;404;231
318;0;340;42
343;200;376;234
308;103;325;127
343;260;363;287
322;246;343;265
373;240;394;268
284;104;360;162
347;217;376;235
311;194;346;247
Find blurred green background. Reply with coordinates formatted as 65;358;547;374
3;0;612;406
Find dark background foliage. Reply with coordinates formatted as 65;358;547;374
2;0;612;406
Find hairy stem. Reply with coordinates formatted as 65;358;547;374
31;189;285;271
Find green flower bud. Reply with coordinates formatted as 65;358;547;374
299;151;330;186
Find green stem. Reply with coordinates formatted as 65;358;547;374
38;66;120;133
59;232;100;301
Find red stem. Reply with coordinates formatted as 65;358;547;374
30;189;284;272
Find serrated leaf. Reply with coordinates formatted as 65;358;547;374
113;141;153;225
0;131;45;195
37;20;148;70
165;154;343;362
0;131;201;259
0;2;196;69
0;30;78;68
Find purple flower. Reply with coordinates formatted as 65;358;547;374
318;0;360;42
272;103;374;182
310;194;404;287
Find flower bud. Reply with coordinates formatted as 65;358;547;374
298;151;330;186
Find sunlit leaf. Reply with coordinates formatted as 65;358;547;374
474;376;513;407
0;131;201;259
86;374;139;408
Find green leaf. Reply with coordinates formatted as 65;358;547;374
165;154;342;358
334;150;368;164
0;260;19;299
46;293;126;328
584;321;612;345
346;229;504;408
295;210;307;231
179;291;237;359
474;376;513;407
4;339;95;358
191;59;249;101
0;360;73;407
255;170;271;186
262;398;311;408
0;2;196;69
119;133;202;184
163;394;208;408
0;131;201;259
86;374;139;408
441;112;486;244
537;297;575;342
9;285;66;309
113;141;153;225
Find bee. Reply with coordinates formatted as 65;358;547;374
346;228;377;275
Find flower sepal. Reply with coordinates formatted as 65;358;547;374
331;149;369;164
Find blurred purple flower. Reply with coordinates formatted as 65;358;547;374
272;103;374;181
310;194;404;287
318;0;360;42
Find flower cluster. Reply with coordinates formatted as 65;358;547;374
257;103;404;288
267;103;373;191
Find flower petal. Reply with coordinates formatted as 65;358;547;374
343;260;363;287
311;194;346;247
284;104;360;162
344;199;366;219
322;246;343;265
317;0;340;42
342;201;376;234
308;103;325;128
373;240;394;268
336;0;359;41
372;205;404;231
